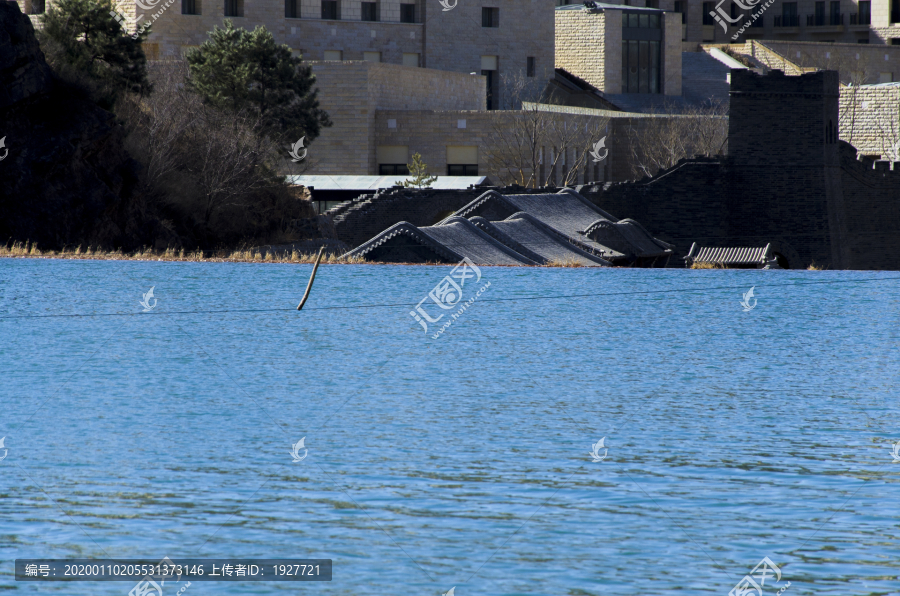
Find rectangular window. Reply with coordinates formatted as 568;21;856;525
783;2;797;25
322;0;339;19
814;1;824;25
859;1;870;23
702;2;715;25
30;0;46;13
482;7;499;27
361;1;377;20
447;165;479;176
526;57;535;77
224;0;242;16
183;0;200;13
674;1;686;23
285;0;297;18
622;38;660;94
402;53;420;67
400;3;416;22
893;0;899;23
830;0;841;24
363;51;381;62
483;69;497;109
323;50;343;60
379;164;410;175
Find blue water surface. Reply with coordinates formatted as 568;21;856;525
1;258;899;596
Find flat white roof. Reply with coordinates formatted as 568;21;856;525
286;175;488;191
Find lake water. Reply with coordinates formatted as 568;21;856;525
2;259;900;596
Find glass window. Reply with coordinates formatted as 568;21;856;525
225;0;242;17
649;14;660;27
361;1;377;21
183;0;200;14
448;165;478;176
639;13;649;27
379;164;410;175
482;7;499;27
859;1;870;23
400;3;416;22
322;0;338;19
527;57;535;77
622;38;660;94
702;2;715;24
284;0;297;18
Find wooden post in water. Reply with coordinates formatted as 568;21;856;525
297;246;326;311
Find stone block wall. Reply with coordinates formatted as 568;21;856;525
839;83;900;158
555;7;609;92
308;61;486;175
756;39;900;83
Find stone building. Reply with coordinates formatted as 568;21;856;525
558;0;900;45
18;0;556;108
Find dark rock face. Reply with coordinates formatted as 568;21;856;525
0;1;140;250
0;0;52;108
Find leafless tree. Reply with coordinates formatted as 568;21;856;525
484;72;609;187
625;101;728;179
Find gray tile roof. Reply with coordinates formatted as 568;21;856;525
685;243;772;265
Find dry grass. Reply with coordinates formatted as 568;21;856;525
807;262;825;271
690;261;726;269
544;257;585;268
0;241;365;264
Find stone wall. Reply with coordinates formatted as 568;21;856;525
754;39;900;83
555;7;609;92
839;83;900;159
308;61;486;175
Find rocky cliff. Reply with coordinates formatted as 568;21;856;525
0;1;142;250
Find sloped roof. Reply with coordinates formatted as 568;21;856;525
343;221;462;262
484;213;615;266
421;217;538;266
583;218;674;258
686;244;771;265
286;175;488;191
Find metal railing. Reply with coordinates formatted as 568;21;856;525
774;14;799;26
849;12;871;24
807;12;844;25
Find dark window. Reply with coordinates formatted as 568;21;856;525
813;1;824;24
183;0;200;13
857;38;869;42
30;0;45;12
482;69;497;109
448;165;478;176
702;2;715;25
379;164;410;175
730;2;738;19
892;0;899;22
892;38;900;44
285;0;297;18
674;1;686;23
645;0;658;7
322;0;339;19
858;1;870;23
622;38;660;94
776;2;797;25
362;1;377;20
526;56;535;77
400;3;416;22
482;7;499;27
830;1;841;24
224;0;242;17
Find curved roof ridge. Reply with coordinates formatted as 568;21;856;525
615;217;676;250
468;216;549;264
447;189;519;221
422;216;539;265
343;221;462;262
556;187;620;222
503;211;617;263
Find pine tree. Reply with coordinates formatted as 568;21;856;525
40;0;151;102
401;153;438;188
185;21;331;145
